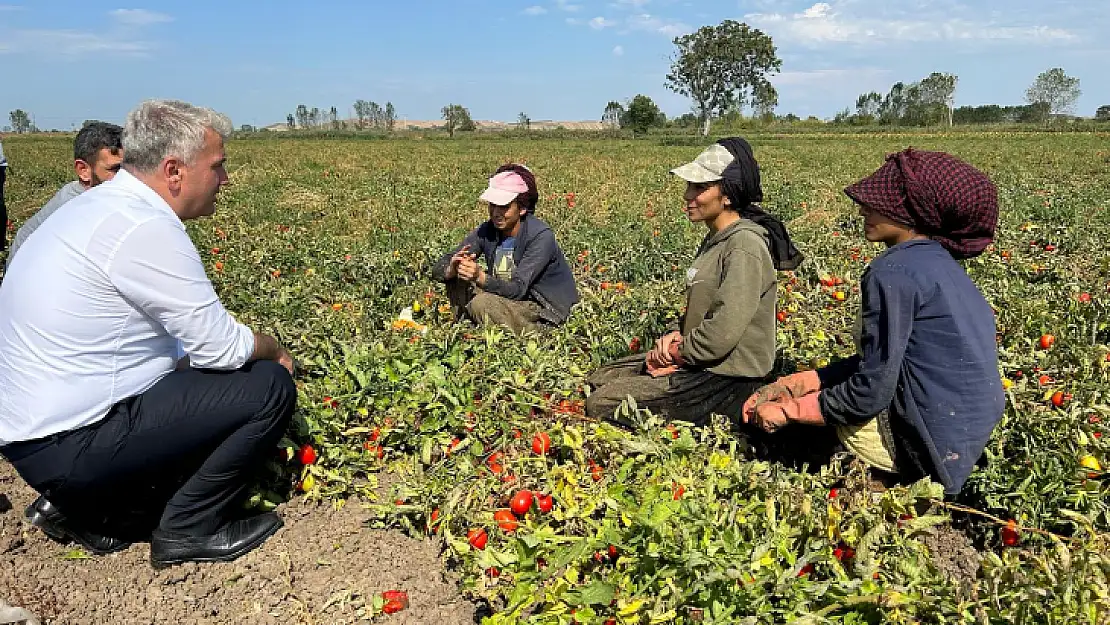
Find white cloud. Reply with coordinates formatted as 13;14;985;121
522;5;547;15
746;1;1075;46
555;0;581;12
624;13;690;37
110;8;173;26
0;4;24;10
589;16;617;29
613;0;649;7
771;67;892;86
0;28;153;55
612;45;625;56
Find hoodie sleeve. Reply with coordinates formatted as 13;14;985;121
482;228;556;301
678;238;768;367
431;227;483;282
818;268;918;425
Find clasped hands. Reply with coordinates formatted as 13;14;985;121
740;369;822;434
447;244;486;286
645;331;684;377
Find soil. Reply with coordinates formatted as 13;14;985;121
0;461;476;625
921;524;982;588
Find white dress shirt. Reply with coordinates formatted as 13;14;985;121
0;169;255;445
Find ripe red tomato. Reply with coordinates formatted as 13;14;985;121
797;563;815;577
486;452;505;475
1051;391;1067;407
298;444;317;465
536;493;554;513
608;545;618;559
510;490;533;515
1038;374;1053;386
629;337;642;352
1078;292;1092;303
381;590;409;608
1039;334;1056;349
672;483;685;500
776;310;788;323
1001;521;1020;546
532;432;552;455
494;509;519;533
589;460;603;482
382;599;406;614
467;527;488;550
828;488;838;499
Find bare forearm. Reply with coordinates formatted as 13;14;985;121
251;333;283;362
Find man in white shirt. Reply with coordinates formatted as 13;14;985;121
5;121;125;269
0;99;297;568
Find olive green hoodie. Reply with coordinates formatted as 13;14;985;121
673;218;777;378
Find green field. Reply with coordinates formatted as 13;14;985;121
2;131;1109;624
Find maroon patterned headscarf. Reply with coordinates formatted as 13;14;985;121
844;148;999;259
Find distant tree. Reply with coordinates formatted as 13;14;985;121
353;100;369;129
918;72;958;126
309;107;321;128
329;106;340;130
751;81;777;122
295;104;309;128
832;107;852;125
286;114;296;129
1025;68;1081;120
9;109;32;134
384;102;396;131
441;104;474;137
517;112;531;130
781;113;800;123
664;20;781;135
854;92;882;123
240;124;255;132
1097;105;1110;121
953;105;1005;125
367;102;383;128
602;101;624;128
623;94;664;135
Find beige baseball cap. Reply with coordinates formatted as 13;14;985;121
669;144;735;183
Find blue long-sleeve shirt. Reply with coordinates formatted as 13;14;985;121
817;239;1005;494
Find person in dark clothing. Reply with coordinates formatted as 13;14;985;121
431;163;579;334
586;138;803;427
743;148;1005;495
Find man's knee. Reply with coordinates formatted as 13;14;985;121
466;291;501;321
244;360;297;423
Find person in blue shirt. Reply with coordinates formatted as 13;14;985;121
742;148;1005;496
432;163;579;334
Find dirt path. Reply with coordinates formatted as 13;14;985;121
0;462;475;625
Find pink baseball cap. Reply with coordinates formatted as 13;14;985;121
479;171;529;206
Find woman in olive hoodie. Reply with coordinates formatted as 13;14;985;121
586;138;803;427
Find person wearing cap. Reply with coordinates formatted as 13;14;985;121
431;163;579;334
6;121;124;270
585;138;803;427
742;148;1005;496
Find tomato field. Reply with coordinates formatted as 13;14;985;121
2;131;1109;624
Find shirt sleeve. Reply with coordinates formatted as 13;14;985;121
818;268;917;425
431;228;482;282
678;243;766;367
107;217;255;370
482;229;556;301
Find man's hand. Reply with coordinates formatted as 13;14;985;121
252;333;296;376
457;256;484;283
748;402;790;433
445;245;474;280
276;348;296;376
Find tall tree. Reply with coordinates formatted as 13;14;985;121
367;102;383;128
918;72;958;126
330;106;340;130
353;100;369;129
855;92;882;122
441;104;474;138
664;20;781;136
1096;105;1110;121
602;101;624;128
1025;68;1081;120
517;112;531;130
286;113;296;129
623;94;664;135
384;102;396;131
9;109;32;134
295;104;309;129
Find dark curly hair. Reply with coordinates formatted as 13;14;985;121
493;163;539;213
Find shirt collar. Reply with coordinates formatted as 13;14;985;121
111;168;180;221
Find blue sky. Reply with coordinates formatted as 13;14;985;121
0;0;1106;129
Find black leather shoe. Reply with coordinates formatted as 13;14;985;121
24;496;132;555
150;512;283;568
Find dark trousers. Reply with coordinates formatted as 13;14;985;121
1;360;296;538
0;166;7;252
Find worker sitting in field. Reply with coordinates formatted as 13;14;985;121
6;121;124;270
585;138;803;427
742;148;1005;496
431;163;579;335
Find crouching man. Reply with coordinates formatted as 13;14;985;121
0;99;297;568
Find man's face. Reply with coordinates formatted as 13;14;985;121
75;147;123;187
175;128;229;220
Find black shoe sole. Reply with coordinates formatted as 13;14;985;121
150;518;284;570
25;508;132;556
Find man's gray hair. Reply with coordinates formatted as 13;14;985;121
122;99;233;172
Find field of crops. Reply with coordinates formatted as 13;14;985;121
2;131;1109;624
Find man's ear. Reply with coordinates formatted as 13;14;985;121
75;159;92;185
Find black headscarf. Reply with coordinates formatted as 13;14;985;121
715;137;804;271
